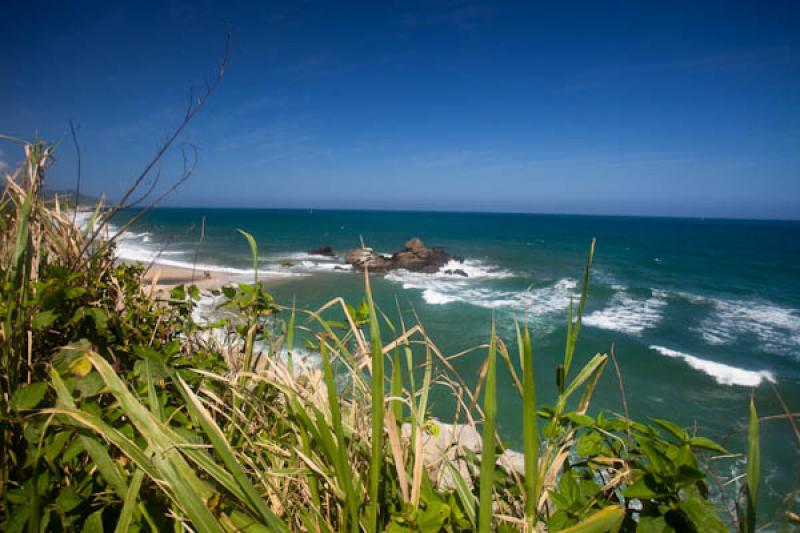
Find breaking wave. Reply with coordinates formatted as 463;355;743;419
650;345;776;387
583;289;668;335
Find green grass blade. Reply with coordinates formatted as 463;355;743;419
390;350;403;423
114;469;145;533
563;238;595;380
81;353;224;533
478;320;497;532
521;324;539;524
50;367;129;498
320;342;360;532
745;395;760;533
447;463;477;527
174;373;289;532
287;301;296;374
558;353;608;411
365;271;384;532
237;228;258;283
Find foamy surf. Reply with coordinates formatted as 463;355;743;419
386;259;577;316
584;289;667;335
697;298;800;357
650;345;776;387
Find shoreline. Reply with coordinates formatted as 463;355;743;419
129;260;299;297
140;262;232;294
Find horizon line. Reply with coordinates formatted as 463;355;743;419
112;204;800;223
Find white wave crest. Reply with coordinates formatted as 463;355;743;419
385;259;513;285
116;234;303;278
386;257;576;315
583;289;667;335
650;345;776;387
696;298;800;356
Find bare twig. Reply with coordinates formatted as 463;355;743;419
770;384;800;446
79;33;230;259
69;119;81;225
192;215;206;283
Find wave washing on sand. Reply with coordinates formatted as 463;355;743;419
583;289;668;335
649;345;776;387
114;231;301;277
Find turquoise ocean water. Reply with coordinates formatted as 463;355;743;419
114;208;799;518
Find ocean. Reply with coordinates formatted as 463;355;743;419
112;208;799;518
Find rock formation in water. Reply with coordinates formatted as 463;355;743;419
308;245;335;257
345;237;459;274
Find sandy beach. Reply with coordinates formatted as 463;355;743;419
140;263;231;296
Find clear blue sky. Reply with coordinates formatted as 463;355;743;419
1;1;798;219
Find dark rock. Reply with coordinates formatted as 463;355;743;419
280;261;295;267
309;245;335;257
444;269;468;277
345;237;455;274
345;247;393;272
390;238;451;273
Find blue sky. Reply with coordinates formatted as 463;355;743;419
1;1;799;219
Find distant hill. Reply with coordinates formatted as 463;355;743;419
41;188;101;207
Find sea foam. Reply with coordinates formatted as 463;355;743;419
583;289;667;335
697;298;800;357
386;260;577;315
649;345;776;387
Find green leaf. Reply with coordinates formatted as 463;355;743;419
417;500;450;532
566;413;594;427
188;284;201;300
10;381;48;411
688;436;729;455
237;228;259;283
637;516;672;533
559;505;625;533
56;487;83;513
31;309;57;329
678;497;727;532
576;431;604;457
623;477;659;499
478;322;498;532
652;418;688;442
81;508;104;533
446;463;476;528
86;308;109;334
170;285;186;300
744;396;760;533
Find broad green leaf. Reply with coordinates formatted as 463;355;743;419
637;516;671;533
652;418;688;442
81;508;104;533
55;487;82;513
560;505;625;533
688;436;729;455
10;381;48;411
678;497;727;532
31;309;57;329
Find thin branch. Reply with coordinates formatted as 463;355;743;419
69;119;81;225
191;215;206;283
770;383;800;446
80;33;230;258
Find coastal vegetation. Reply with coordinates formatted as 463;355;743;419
2;140;796;532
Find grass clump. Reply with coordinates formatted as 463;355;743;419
0;139;791;532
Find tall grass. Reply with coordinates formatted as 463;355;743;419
0;138;792;532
